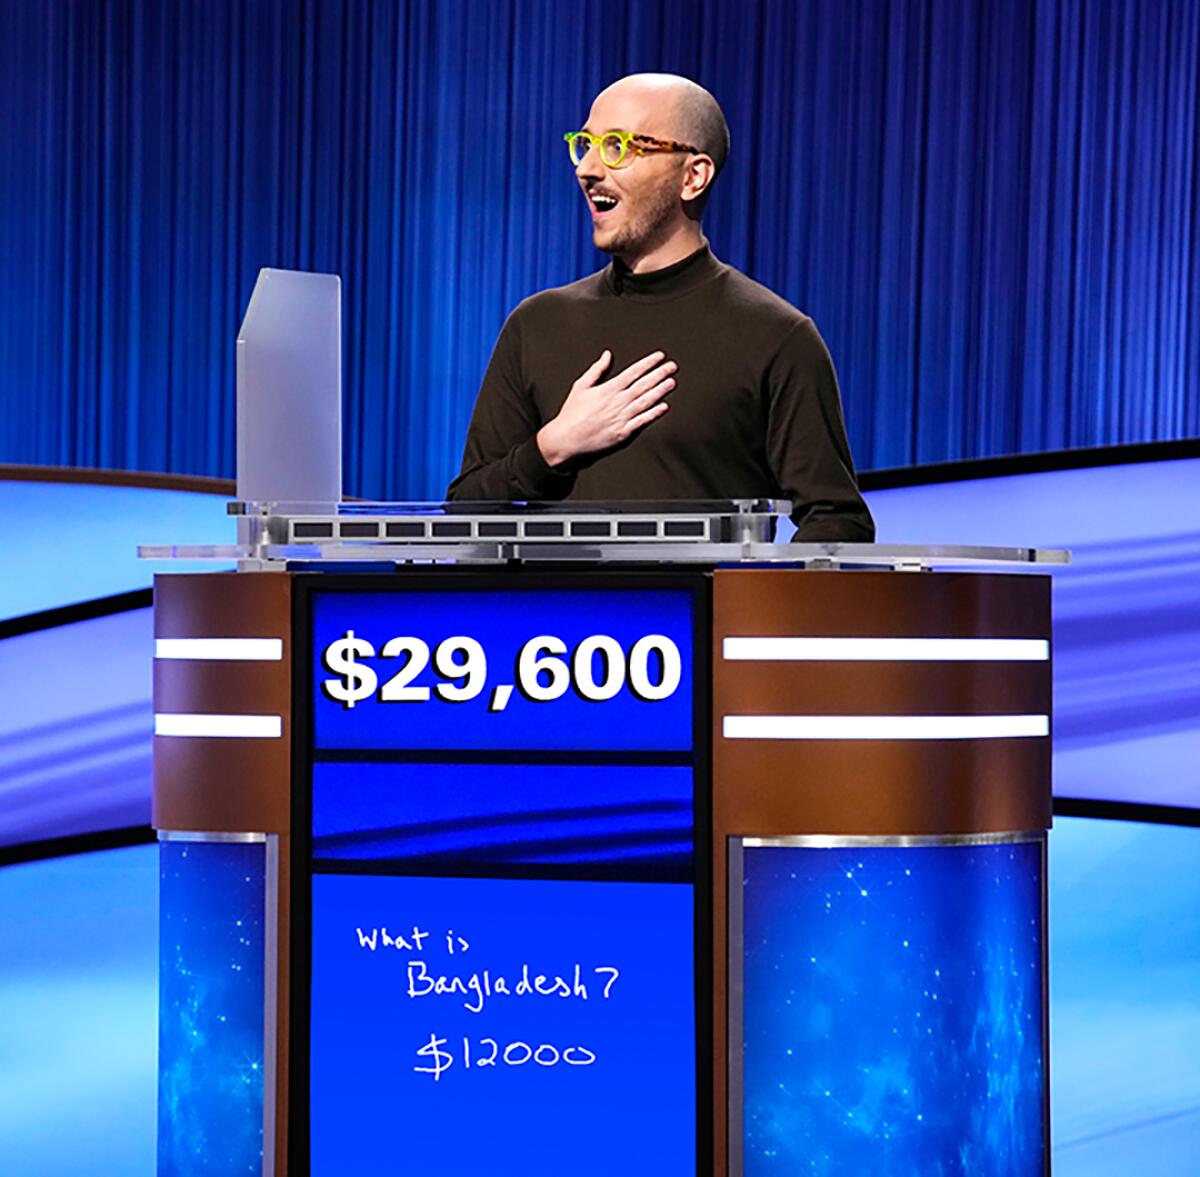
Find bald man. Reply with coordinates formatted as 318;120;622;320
447;74;874;542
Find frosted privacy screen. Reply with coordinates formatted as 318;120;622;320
236;267;342;504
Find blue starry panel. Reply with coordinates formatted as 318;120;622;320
158;840;267;1177
741;840;1045;1176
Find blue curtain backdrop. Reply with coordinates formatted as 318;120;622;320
0;0;1197;498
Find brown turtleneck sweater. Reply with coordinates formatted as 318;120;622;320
447;244;874;541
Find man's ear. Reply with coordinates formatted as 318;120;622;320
680;154;716;203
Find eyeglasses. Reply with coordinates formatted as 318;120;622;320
563;129;701;170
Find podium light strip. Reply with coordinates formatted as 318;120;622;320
154;713;283;738
723;715;1050;740
722;637;1049;661
155;638;284;661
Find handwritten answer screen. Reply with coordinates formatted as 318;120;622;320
309;873;697;1174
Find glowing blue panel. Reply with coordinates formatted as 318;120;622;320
862;457;1200;807
740;840;1045;1175
1049;817;1200;1175
0;478;233;622
158;840;266;1177
0;606;152;847
311;588;694;752
309;873;695;1175
312;760;693;875
0;844;157;1176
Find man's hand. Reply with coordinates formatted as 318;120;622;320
537;350;676;468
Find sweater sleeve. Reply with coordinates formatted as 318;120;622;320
764;319;876;542
446;308;574;501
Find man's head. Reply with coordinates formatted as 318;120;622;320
571;74;729;270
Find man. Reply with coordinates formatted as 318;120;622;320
447;73;874;541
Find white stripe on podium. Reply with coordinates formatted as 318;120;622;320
722;714;1050;740
155;638;284;661
722;637;1048;661
155;713;283;738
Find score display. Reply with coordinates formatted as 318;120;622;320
321;631;683;708
310;588;693;751
304;582;701;1175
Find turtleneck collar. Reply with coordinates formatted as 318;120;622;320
605;242;723;301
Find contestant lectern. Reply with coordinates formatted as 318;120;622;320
149;506;1060;1177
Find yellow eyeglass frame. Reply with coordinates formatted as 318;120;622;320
564;129;701;169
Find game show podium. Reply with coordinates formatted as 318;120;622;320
146;503;1062;1177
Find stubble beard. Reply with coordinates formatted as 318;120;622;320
593;178;681;262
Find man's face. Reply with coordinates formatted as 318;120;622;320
576;84;687;259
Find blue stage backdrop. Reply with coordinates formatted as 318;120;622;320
0;0;1197;496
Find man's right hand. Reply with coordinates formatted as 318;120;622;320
536;350;676;468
